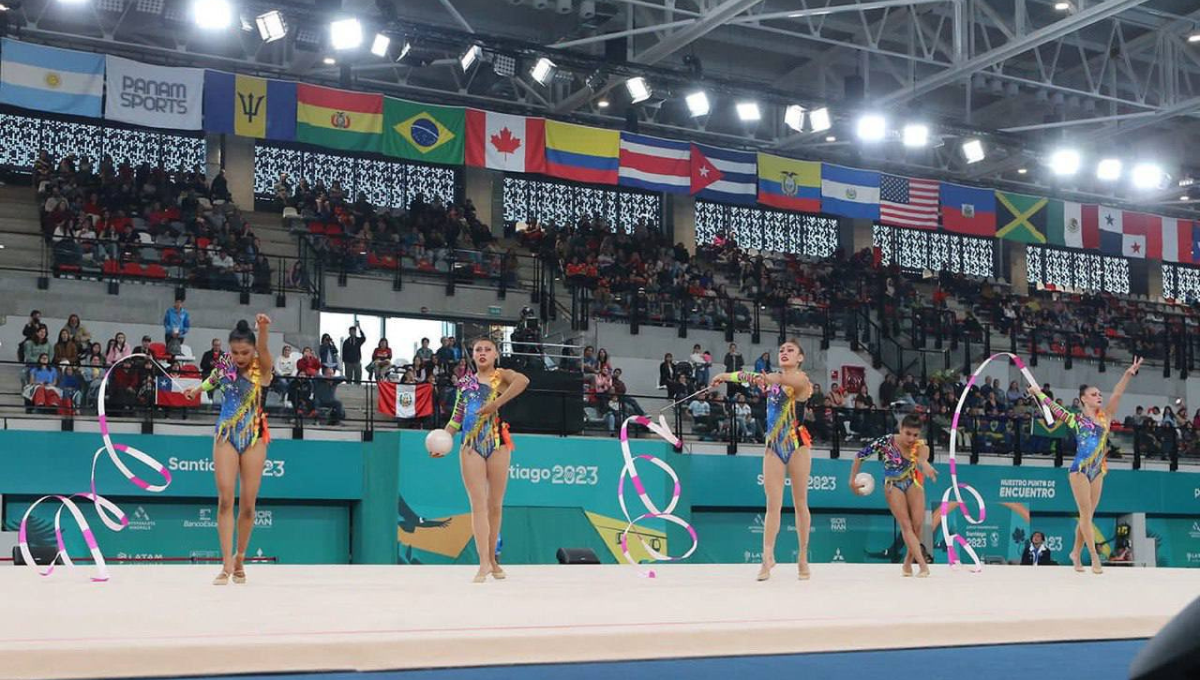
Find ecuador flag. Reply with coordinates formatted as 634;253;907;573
296;83;382;153
757;153;821;212
383;97;465;164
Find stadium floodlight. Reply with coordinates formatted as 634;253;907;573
855;113;886;142
736;101;761;122
330;18;363;51
825;135;837;142
1096;158;1122;181
396;40;411;61
57;0;89;5
530;57;556;85
809;107;831;132
902;123;929;148
256;10;287;42
1132;163;1166;190
685;91;710;117
625;77;651;104
961;138;985;164
596;98;610;108
460;44;481;71
322;56;337;65
784;105;805;132
1049;148;1081;176
371;33;390;57
192;0;232;30
1054;2;1072;11
1189;31;1200;43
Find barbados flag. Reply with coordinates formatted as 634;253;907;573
757;153;821;213
202;70;296;141
382;97;465;165
0;39;104;118
544;120;620;185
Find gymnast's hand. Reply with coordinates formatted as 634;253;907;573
1126;356;1144;376
477;402;499;418
256;313;272;328
709;374;727;388
183;386;201;400
920;462;938;483
849;478;866;496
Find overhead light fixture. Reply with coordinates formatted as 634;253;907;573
192;0;232;29
855;114;886;142
736;101;761;122
784;105;805;132
322;56;337;65
371;33;390;57
809;107;831;132
596;98;610;108
1189;31;1200;43
1181;194;1191;202
1096;158;1122;181
902;123;929;148
329;18;363;51
459;44;481;71
255;10;287;42
961;138;985;164
396;40;411;61
1048;148;1081;176
240;14;254;32
530;57;556;85
825;135;837;142
685;91;710;117
57;0;87;5
1017;168;1028;174
625;77;650;104
1132;162;1166;190
1054;2;1072;11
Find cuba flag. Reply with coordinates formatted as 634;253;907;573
203;70;296;141
0;39;104;118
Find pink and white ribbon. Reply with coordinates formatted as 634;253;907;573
17;354;179;581
617;415;697;571
941;352;1050;572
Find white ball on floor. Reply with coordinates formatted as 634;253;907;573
426;428;454;455
855;472;875;496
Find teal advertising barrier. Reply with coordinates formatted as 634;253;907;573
1146;518;1200;568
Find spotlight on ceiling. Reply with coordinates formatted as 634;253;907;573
1054;2;1073;11
596;98;610;108
192;0;232;30
460;44;481;71
784;105;805;132
902;123;929;148
1017;168;1028;174
1096;158;1122;181
825;135;837;142
1132;163;1166;190
396;40;411;61
855;114;886;142
255;10;287;42
1189;31;1200;43
625;77;651;104
961;138;985;164
1049;148;1081;176
736;101;761;122
322;56;336;65
685;91;710;118
808;107;831;132
530;57;556;85
371;33;390;57
329;18;363;51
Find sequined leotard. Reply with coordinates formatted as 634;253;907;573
856;435;924;492
765;383;807;464
204;354;269;454
1034;391;1108;481
447;373;504;459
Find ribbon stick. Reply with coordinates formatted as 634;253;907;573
18;354;180;581
941;352;1047;572
617;415;697;574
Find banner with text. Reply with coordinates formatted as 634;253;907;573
104;55;203;130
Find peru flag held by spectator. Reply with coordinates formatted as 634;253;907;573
618;132;691;193
690;143;757;205
465;109;546;173
378;381;433;419
156;375;202;408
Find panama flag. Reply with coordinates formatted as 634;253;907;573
618;132;690;193
156;375;202;408
465;109;545;173
1098;206;1129;257
378;381;433;419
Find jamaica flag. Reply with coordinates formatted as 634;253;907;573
382;97;465;164
996;191;1049;244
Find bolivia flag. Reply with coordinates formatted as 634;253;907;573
296;83;383;153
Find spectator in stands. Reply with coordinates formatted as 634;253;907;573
879;374;898;408
581;345;598;381
24;353;62;410
370;339;393;381
435;337;457;370
22;327;51;368
62;314;91;349
211;169;230;203
79;340;103;365
59;362;83;411
414;338;434;364
341;322;366;385
319;334;339;374
273;345;297;394
828;382;846;409
200;338;222;377
1021;531;1054;566
297;346;320;377
105;332;131;365
163;296;190;345
688;392;713;434
22;310;47;349
754;351;772;374
689;344;710;385
288;374;316;418
660;353;679;392
723;343;744;394
733;393;761;443
137;335;154;357
314;367;346;426
52;328;79;365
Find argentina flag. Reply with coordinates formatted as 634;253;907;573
0;39;104;118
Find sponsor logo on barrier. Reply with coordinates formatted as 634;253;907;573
509;463;599;486
831;547;845;562
167;457;286;478
999;478;1056;499
755;474;838;491
1187;552;1200;564
748;514;795;535
128;505;155;531
254;510;273;528
1189;522;1200;540
830;517;847;533
183;507;217;529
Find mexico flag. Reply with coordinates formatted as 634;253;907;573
465;109;546;173
378;382;433;419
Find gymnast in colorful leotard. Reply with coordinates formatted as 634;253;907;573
185;315;273;586
849;414;938;577
1028;356;1142;575
711;338;814;582
428;337;529;583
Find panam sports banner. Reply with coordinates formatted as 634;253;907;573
104;55;203;130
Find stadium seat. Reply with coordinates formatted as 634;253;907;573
148;343;171;361
121;262;145;277
145;264;168;279
102;260;121;275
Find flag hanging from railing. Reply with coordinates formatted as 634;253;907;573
378;381;433;419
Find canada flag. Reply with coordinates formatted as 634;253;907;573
465;109;546;174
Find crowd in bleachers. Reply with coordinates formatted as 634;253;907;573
34;150;272;292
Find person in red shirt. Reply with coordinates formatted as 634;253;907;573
296;346;321;376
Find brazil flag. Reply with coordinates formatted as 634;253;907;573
383;97;465;164
1031;409;1073;439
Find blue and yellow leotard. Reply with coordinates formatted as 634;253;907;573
447;373;507;459
726;371;810;464
202;353;269;454
1033;391;1108;481
857;435;924;492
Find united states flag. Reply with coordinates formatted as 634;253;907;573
880;174;939;229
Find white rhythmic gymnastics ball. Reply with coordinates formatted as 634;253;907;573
425;428;454;455
854;472;876;496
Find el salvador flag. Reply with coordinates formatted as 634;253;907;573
0;39;105;118
821;164;881;219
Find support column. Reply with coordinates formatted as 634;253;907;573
463;166;497;236
221;134;256;209
1148;264;1163;300
848;218;873;253
671;194;695;253
1010;243;1028;291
